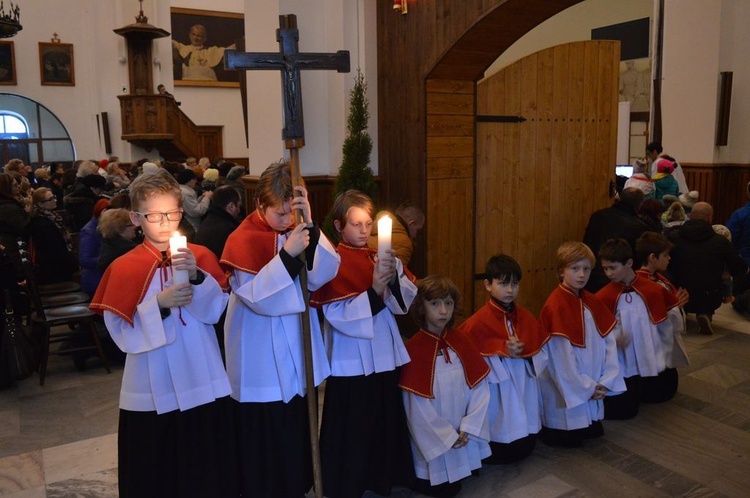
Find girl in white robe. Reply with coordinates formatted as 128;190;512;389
311;190;417;498
400;275;490;498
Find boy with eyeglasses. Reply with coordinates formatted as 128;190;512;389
90;169;239;497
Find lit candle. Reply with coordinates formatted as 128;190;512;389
377;215;392;270
168;231;189;285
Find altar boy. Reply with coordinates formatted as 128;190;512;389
221;161;340;497
460;254;549;463
91;169;238;497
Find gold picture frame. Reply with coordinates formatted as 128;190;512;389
171;7;244;88
0;41;16;85
39;42;75;86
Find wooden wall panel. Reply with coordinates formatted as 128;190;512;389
427;177;474;309
474;41;618;314
682;164;750;224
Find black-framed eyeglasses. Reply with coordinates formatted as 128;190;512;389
135;209;183;223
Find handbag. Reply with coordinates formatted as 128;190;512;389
2;288;37;381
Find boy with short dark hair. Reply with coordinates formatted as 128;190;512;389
596;238;679;420
460;254;549;464
635;232;690;394
90;169;238;497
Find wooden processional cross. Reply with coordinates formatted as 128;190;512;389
224;14;350;498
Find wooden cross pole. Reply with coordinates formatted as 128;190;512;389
224;14;350;498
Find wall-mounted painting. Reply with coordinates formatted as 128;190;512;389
171;7;244;88
39;42;75;86
0;41;16;85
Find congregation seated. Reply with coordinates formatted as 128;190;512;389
29;188;79;284
96;208;138;274
194;185;242;259
0;173;29;280
78;199;110;296
64;171;107;232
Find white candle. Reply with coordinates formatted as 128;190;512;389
168;231;189;285
377;215;392;270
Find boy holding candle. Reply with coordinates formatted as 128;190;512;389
90;169;238;497
311;189;418;498
460;254;549;464
220;161;340;498
537;242;625;447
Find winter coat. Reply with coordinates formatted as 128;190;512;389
667;219;747;314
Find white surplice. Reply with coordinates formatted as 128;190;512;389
403;349;491;485
322;258;416;377
539;309;625;430
105;268;231;414
224;232;340;403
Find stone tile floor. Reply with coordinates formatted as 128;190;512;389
2;304;750;497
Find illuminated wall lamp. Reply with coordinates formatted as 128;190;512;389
393;0;408;15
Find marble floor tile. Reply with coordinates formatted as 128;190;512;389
506;474;580;498
687;363;750;389
0;411;20;439
2;488;46;498
42;434;116;485
0;452;44;496
45;469;117;498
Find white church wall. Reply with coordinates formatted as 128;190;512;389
153;0;248;164
715;0;750;164
661;0;721;164
8;0;104;162
485;0;653;79
240;0;372;177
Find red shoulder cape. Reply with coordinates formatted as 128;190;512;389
636;268;678;294
220;210;281;275
596;273;678;324
90;240;228;326
538;285;616;347
460;300;549;358
310;243;375;307
399;328;490;399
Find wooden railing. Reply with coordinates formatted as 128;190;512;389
117;94;222;161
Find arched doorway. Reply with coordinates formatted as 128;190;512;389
377;0;584;286
0;93;76;168
378;0;623;312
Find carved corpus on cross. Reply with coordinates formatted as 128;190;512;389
225;14;350;145
224;14;350;498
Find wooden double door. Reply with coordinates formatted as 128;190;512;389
472;40;619;313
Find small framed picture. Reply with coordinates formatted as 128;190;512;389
39;42;75;86
0;41;16;85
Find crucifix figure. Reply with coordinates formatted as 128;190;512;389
224;14;350;142
224;14;350;498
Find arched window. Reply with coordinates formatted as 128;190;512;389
0;112;28;139
0;93;75;168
